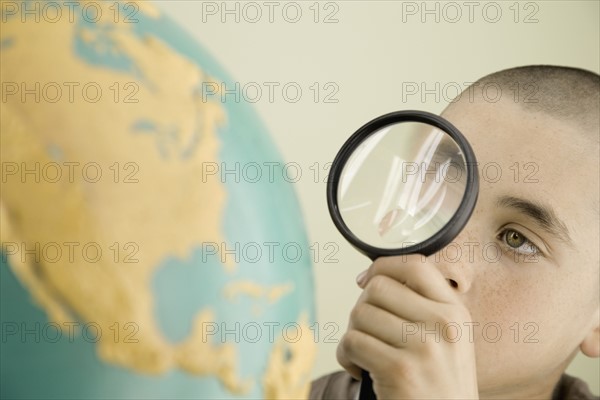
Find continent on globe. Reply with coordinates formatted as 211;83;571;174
0;1;315;399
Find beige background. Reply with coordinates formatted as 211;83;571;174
160;1;599;394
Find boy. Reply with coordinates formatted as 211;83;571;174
311;65;600;399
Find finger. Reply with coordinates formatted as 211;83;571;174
362;255;458;304
350;301;415;348
336;342;362;380
337;328;405;380
355;275;474;351
357;274;442;323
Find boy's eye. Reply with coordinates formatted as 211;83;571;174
506;230;525;248
499;228;540;256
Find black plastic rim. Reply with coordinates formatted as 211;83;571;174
326;110;479;260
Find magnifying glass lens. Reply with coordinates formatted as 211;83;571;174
337;122;467;250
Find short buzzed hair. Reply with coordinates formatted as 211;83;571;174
447;65;600;138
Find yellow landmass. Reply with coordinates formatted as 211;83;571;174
176;309;252;395
224;280;294;304
0;1;315;397
1;0;226;375
262;313;316;399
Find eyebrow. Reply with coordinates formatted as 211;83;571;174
496;195;572;245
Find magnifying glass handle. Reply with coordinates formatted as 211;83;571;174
359;256;378;400
359;369;377;400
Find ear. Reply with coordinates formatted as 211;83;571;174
580;309;600;358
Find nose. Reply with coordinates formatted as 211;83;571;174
446;278;459;289
430;240;474;293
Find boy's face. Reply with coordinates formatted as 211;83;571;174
440;98;599;394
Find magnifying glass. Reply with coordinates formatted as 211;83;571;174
326;110;479;400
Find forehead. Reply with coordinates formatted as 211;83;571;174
445;98;595;184
443;98;599;240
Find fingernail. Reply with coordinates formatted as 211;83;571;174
356;270;368;287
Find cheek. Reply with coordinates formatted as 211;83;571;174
468;267;551;324
466;272;558;386
473;268;558;338
467;265;594;387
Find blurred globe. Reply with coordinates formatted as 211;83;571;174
0;1;315;398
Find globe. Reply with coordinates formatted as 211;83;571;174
0;1;315;398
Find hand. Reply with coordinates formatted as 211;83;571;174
336;255;479;399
